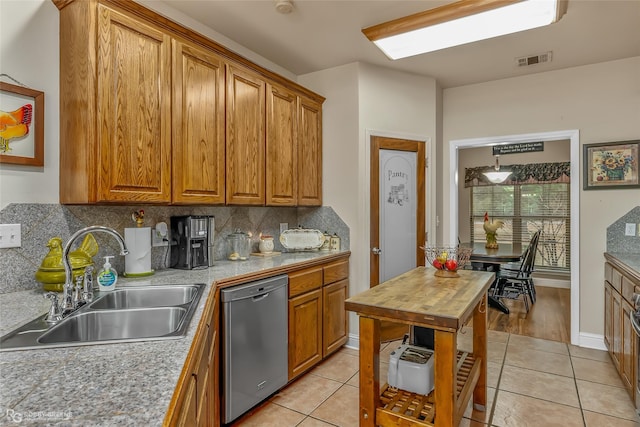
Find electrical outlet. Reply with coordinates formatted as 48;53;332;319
625;223;636;237
0;224;22;248
152;222;169;247
280;223;288;234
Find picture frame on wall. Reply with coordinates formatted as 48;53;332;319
583;140;640;190
0;81;44;167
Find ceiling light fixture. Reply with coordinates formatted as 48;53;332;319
274;0;294;14
362;0;568;60
483;155;511;184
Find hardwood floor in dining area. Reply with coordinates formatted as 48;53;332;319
488;285;571;343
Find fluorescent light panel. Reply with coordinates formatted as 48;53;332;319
368;0;563;60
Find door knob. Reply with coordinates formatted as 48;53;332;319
372;247;382;255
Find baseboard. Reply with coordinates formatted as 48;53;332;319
577;332;606;351
534;278;570;289
345;333;359;350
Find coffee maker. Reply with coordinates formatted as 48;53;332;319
170;215;215;269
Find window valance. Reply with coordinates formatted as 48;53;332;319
464;161;570;188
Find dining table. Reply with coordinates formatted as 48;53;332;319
461;242;527;314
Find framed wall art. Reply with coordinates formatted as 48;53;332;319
0;81;44;166
583;140;639;190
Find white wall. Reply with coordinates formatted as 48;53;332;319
442;56;640;338
0;0;60;209
300;63;438;341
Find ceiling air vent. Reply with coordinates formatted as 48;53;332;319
516;51;553;67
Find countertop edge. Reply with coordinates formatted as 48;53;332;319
604;252;640;284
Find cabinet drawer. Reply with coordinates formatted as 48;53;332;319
611;266;623;293
323;259;349;285
289;266;323;298
622;276;636;305
605;262;613;284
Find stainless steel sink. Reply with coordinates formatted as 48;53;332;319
38;307;187;344
89;285;199;309
0;284;206;351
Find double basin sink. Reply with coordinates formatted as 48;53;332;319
0;284;206;351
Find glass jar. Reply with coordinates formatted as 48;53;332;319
226;229;251;261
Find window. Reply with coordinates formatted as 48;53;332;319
470;183;570;272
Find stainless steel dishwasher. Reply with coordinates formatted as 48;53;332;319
221;274;288;424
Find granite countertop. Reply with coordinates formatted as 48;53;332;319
605;252;640;282
0;250;348;426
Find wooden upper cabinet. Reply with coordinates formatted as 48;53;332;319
298;96;323;206
226;65;266;205
172;40;226;204
56;0;323;206
96;5;172;202
266;83;298;206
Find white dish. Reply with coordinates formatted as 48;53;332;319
279;229;325;251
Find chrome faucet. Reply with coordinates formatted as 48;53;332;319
54;226;129;319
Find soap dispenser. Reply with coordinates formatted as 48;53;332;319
97;256;118;291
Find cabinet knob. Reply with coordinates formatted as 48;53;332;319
372;247;382;255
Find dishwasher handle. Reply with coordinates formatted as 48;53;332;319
252;293;270;302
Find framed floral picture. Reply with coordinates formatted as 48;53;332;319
583;140;639;190
0;81;44;166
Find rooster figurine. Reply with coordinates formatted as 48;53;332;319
483;212;504;249
0;104;33;153
35;234;99;291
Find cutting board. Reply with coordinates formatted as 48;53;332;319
251;252;281;257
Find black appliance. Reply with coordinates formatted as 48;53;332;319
170;215;215;269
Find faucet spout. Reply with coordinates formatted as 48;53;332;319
61;226;128;313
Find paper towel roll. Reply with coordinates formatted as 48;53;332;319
125;227;153;276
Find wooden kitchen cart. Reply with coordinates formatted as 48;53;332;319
345;267;494;427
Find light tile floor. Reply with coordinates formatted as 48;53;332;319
232;330;640;426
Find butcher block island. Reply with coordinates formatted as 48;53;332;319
345;267;494;427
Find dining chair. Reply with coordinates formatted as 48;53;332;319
492;230;541;312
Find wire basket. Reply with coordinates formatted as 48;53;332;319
421;245;473;278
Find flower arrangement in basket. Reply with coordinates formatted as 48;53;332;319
421;245;473;278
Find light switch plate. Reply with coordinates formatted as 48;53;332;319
625;223;637;236
0;224;22;248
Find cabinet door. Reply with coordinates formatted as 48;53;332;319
323;279;348;357
266;83;297;206
612;289;622;370
288;289;323;380
208;291;220;427
172;40;226;204
226;65;265;205
97;5;171;202
297;96;322;206
176;375;197;426
621;300;636;393
604;282;613;352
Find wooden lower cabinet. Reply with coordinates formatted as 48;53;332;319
604;259;638;404
288;288;323;379
288;256;349;380
323;279;348;357
165;288;219;427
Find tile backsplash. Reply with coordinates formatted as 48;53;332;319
0;204;349;294
606;205;640;253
